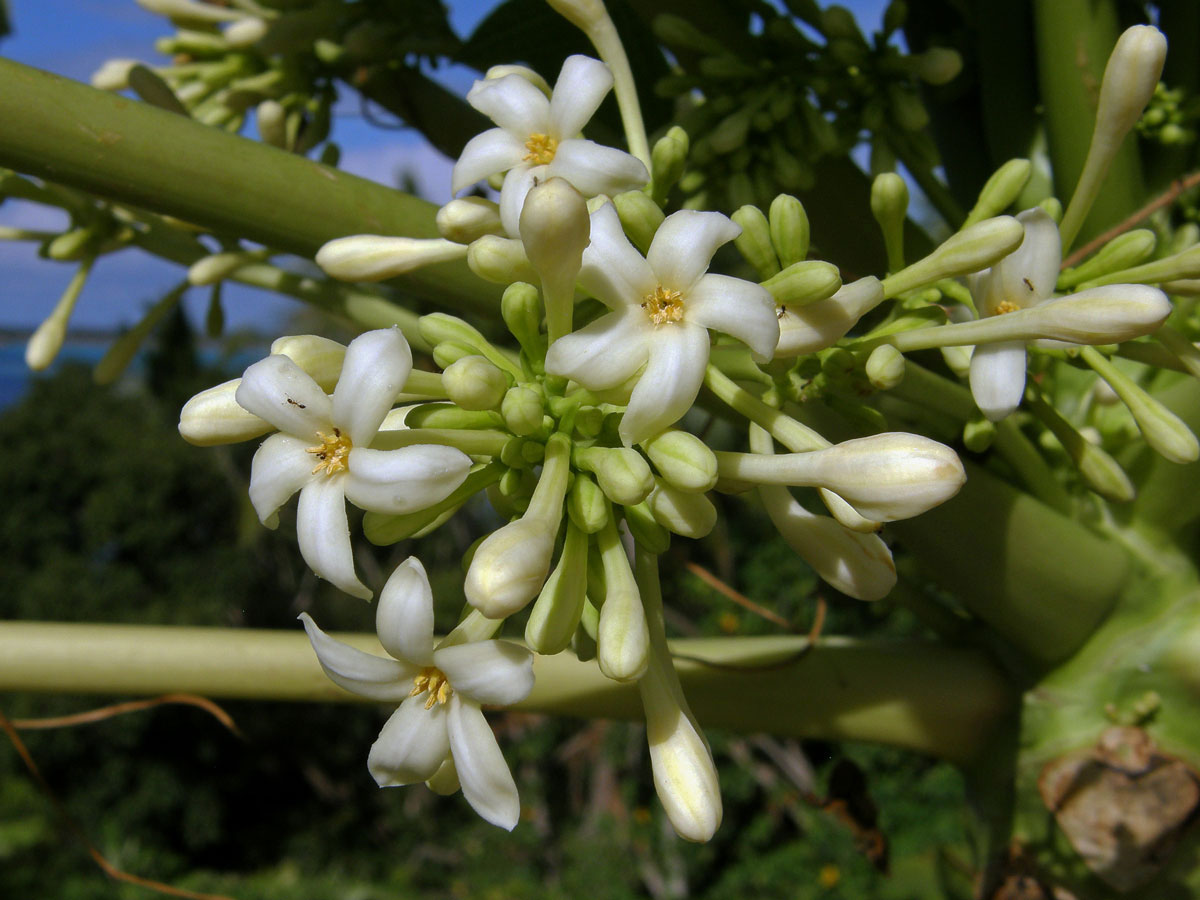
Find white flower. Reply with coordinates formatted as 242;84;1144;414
235;328;472;599
300;557;535;830
545;203;779;445
452;55;649;237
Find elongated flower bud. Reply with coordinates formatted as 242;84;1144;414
762;260;841;308
545;0;607;31
224;17;268;47
1060;229;1157;289
769;194;810;267
179;378;274;446
642;430;718;493
776;276;884;357
520;177;590;343
650;127;688;205
596;518;649;681
568;473;609;533
188;251;256;286
648;481;717;538
437;197;504;244
882;216;1024;298
614;190;664;254
316;236;468;282
732;205;779;279
26;259;92;371
526;522;589;654
467;235;539;284
137;0;244;23
501;282;543;358
91;59;138;91
870;173;908;273
963;159;1033;228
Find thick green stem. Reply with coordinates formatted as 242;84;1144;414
0;58;500;316
0;622;1012;764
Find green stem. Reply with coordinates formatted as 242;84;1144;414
702;364;828;450
0;621;1013;764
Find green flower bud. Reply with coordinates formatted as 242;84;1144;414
526;522;589;654
963;159;1033;228
441;355;510;411
623;502;671;555
871;172;909;273
1059;229;1157;289
916;47;962;85
568;472;609;533
882;216;1025;298
127;64;188;115
574;405;604;438
91;58;138;91
404;403;502;430
1081;244;1200;290
940;344;972;379
614;190;665;255
500;437;527;469
432;341;476;370
642;430;719;493
595;518;650;681
575;446;655;506
650;127;689;206
731;205;779;279
502;385;546;437
962;415;996;453
762;260;842;308
95;284;185;386
769;194;810;267
187;251;256;286
647;480;717;538
46;227;96;261
865;344;905;390
501;281;545;361
467;235;538;284
436;197;504;244
1027;390;1134;502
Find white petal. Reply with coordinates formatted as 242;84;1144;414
979;208;1060;314
236;354;331;440
368;697;451;786
686;273;779;359
435;640;535;707
248;433;315;526
299;612;416;701
549;55;613;138
377;557;436;666
330;328;413;446
296;477;371;599
544;310;650;389
647;210;740;294
447;697;521;830
619;324;710;445
579;203;657;311
498;163;542;241
969;341;1028;421
775;277;884;358
452;128;526;194
342;445;472;515
466;73;550;135
548;139;649;197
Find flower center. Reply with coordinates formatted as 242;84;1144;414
523;132;558;165
641;285;685;325
410;666;453;709
994;300;1021;315
306;427;353;477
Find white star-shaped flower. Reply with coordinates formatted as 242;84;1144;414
235;328;472;599
452;55;649;238
545;203;779;445
300;557;535;830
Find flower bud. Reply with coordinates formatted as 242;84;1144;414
178;379;272;446
224;16;268;47
526;523;589;654
870;172;908;272
467;235;539;284
270;334;347;390
962;416;996;453
762;260;842;308
1016;286;1170;344
137;0;243;22
614;190;665;255
1060;229;1157;288
883;216;1024;298
501;282;544;357
650;127;689;205
405;403;500;430
46;227;96;261
521;178;590;341
769;194;810;268
640;651;721;842
187;251;256;286
865;343;905;390
91;59;138;91
575;446;654;506
732;205;779;279
442;355;509;411
316;235;468;282
436;197;504;244
25;261;91;371
963;159;1033;228
432;341;475;370
642;430;718;493
648;481;717;538
501;385;545;437
1082;244;1200;289
776;276;884;357
916;47;962;85
568;472;610;533
464;518;557;618
1097;26;1168;154
596;519;649;681
545;0;608;31
255;99;287;148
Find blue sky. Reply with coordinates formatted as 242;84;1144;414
0;0;887;334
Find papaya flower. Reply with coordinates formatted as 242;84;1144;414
300;557;535;830
235;328;471;599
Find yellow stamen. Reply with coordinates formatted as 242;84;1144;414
410;666;453;709
305;427;353;477
641;284;685;325
994;300;1021;315
523;133;558;165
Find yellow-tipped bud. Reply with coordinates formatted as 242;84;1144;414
526;523;589;654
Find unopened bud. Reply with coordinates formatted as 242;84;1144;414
467;234;538;284
769;194;810;267
613;190;665;255
650;127;689;205
255;99;287;147
623;501;670;555
25;260;91;371
871;172;908;273
595;518;649;681
270;334;347;390
91;59;138;91
545;0;608;32
865;344;905;390
963;159;1033;228
465;518;557;618
762;260;842;308
526;523;589;654
179;378;273;446
501;281;545;359
568;472;609;533
648;481;717;538
432;341;475;369
1060;229;1157;288
916;46;962;85
962;416;996;453
46;227;96;261
224;16;268;47
437;197;504;243
732;205;779;279
883;216;1024;298
316;235;468;282
776;276;884;357
442;355;509;411
576;446;655;506
137;0;244;21
1082;244;1200;289
1098;26;1168;154
188;251;256;285
940;344;972;379
521;177;590;341
501;385;545;436
642;429;718;493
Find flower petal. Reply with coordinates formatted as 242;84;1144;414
368;696;451;786
377;557;436;666
435;640;535;707
235;354;331;440
686;273;779;359
579;203;657;311
979;208;1060;314
452;128;526;194
969;340;1028;421
343;445;472;514
296;477;371;599
548;139;649;197
619;324;710;445
467;73;550;135
299;612;416;701
499;163;542;240
544;310;650;389
647;210;740;294
248;433;315;526
331;328;413;446
447;697;521;830
549;55;613;138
